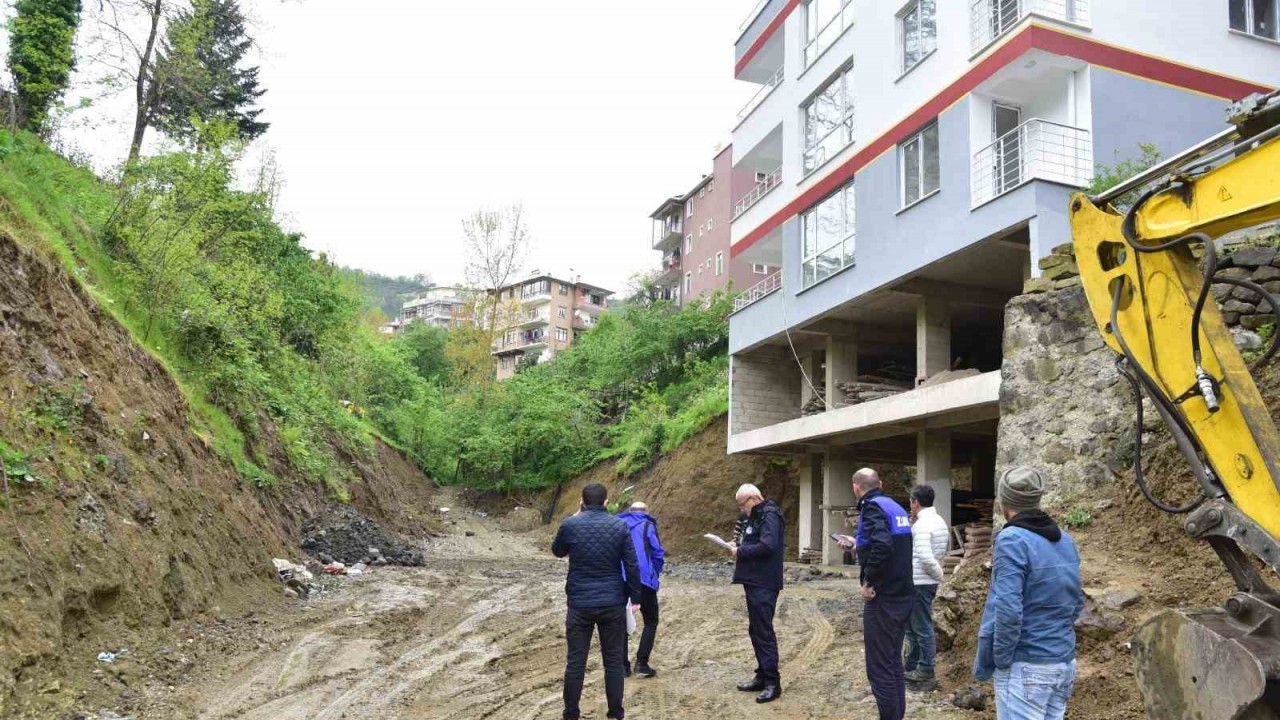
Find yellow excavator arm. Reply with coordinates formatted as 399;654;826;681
1069;90;1280;720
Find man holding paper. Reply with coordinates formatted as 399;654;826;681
551;483;643;720
727;483;785;704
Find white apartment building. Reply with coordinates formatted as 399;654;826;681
728;0;1278;563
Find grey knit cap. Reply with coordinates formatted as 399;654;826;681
998;466;1046;514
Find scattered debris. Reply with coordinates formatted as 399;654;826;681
1095;587;1142;611
96;648;129;663
1075;606;1126;639
322;562;347;575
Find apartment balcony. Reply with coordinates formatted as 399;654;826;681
657;251;682;283
733;66;783;130
971;119;1092;208
651;215;683;251
732;166;782;222
732;269;782;313
970;0;1090;54
519;311;550;328
735;0;787;82
520;290;552;305
573;311;597;330
577;295;609;314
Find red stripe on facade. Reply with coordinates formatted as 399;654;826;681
735;0;800;78
731;26;1273;259
1030;26;1271;100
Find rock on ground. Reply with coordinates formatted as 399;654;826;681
301;507;424;566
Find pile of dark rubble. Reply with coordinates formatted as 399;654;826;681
301;507;425;566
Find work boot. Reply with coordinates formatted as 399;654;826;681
905;668;935;683
755;684;782;703
737;677;766;692
634;663;657;678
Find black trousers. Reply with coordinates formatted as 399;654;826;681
626;586;659;666
863;594;912;720
563;605;627;720
744;584;781;685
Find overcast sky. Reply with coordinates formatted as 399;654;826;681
52;0;758;293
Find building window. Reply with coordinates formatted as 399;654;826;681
801;181;856;288
699;187;706;198
899;0;937;73
900;121;940;207
803;65;855;174
555;327;568;342
803;0;854;67
698;265;703;275
686;200;694;218
685;234;693;254
1232;0;1279;39
557;307;567;319
707;217;714;231
715;252;724;276
698;225;703;237
559;283;569;295
753;263;769;275
683;272;692;295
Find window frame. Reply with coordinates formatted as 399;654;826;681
899;120;941;209
800;180;857;289
802;64;856;175
684;234;693;254
707;217;714;231
898;0;937;74
1231;0;1280;40
555;327;569;342
715;251;724;276
752;263;769;275
802;0;855;68
686;200;694;218
683;272;692;295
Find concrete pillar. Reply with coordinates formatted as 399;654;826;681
823;454;857;565
797;455;824;559
917;430;953;527
800;353;816;407
826;332;858;408
916;296;951;385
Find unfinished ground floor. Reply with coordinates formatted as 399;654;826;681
729;229;1031;564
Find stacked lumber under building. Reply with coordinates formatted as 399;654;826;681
834;374;913;405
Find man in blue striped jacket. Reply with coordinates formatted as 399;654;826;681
853;467;914;720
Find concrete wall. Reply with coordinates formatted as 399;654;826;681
730;347;802;435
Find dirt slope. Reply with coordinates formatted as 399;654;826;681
540;416;800;561
0;233;439;718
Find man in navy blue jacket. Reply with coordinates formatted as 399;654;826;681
853;468;914;720
729;482;786;704
618;501;665;678
552;483;643;720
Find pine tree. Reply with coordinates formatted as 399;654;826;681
6;0;82;134
153;0;267;144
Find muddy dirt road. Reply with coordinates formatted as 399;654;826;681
132;504;974;720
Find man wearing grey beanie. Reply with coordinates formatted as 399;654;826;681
972;467;1084;720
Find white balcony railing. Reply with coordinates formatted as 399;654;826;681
732;166;783;221
970;0;1090;52
971;118;1092;207
734;66;784;128
733;270;782;313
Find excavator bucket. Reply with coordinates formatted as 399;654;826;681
1134;606;1280;720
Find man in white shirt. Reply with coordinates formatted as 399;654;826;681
904;484;949;686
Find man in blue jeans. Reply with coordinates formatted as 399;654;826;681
552;483;643;720
973;467;1084;720
905;484;949;687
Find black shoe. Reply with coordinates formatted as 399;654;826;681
737;677;766;692
635;663;657;678
623;665;632;678
755;685;782;703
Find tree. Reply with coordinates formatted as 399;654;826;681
461;204;530;383
397;323;451;384
7;0;83;134
152;0;267;145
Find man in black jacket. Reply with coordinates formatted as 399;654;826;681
853;468;915;720
551;483;643;720
728;482;785;704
